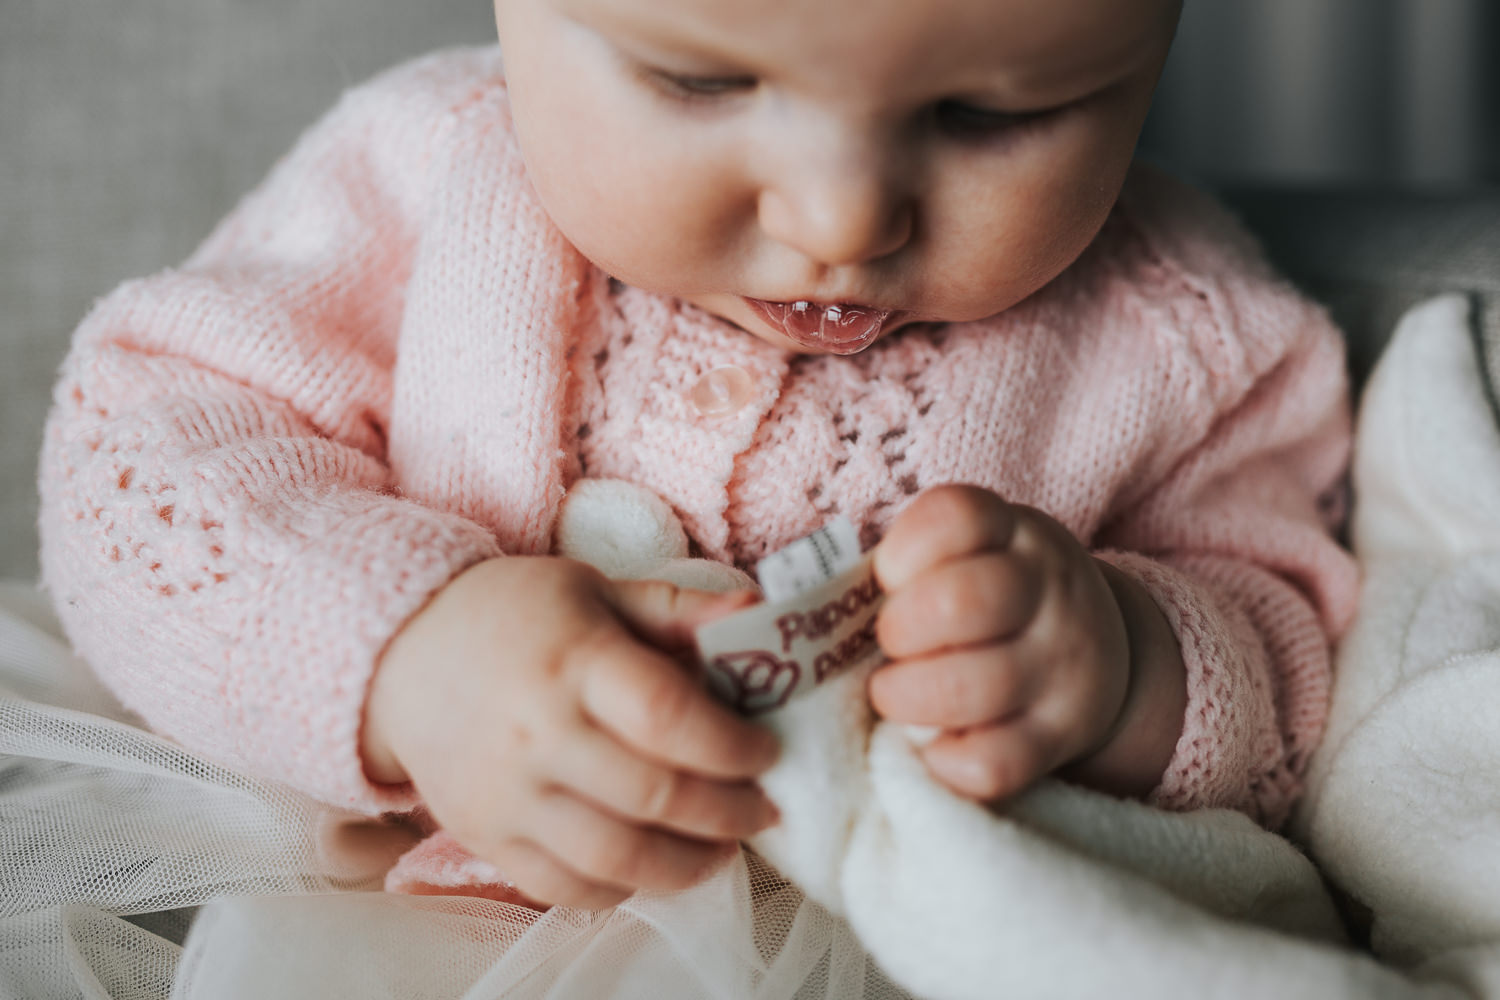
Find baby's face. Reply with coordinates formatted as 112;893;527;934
494;0;1179;354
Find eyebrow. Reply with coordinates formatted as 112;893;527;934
967;0;1179;103
556;0;763;71
556;0;1172;109
1001;38;1165;106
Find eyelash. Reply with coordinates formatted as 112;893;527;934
638;66;1060;140
642;68;758;103
933;101;1054;140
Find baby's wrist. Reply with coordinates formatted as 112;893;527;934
359;563;484;787
1061;561;1186;799
361;648;412;785
359;718;407;786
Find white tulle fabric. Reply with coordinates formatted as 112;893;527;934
0;477;1438;999
0;577;908;1000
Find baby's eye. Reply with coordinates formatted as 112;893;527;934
645;68;758;102
933;100;1052;140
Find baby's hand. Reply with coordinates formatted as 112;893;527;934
869;485;1134;803
362;556;780;910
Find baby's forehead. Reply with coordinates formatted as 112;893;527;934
554;0;1178;103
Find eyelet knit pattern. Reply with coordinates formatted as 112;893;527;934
38;46;1357;831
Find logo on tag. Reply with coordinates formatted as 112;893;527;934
704;649;802;714
696;518;885;715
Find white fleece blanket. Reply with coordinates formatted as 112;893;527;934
1293;293;1500;981
7;299;1500;998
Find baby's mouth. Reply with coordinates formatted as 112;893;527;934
744;299;900;355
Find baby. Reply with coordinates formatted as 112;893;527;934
38;0;1357;913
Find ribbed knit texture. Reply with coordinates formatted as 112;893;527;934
38;47;1357;846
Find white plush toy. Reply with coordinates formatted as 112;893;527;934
553;478;758;594
549;479;1386;1000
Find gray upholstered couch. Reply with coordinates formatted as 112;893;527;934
4;1;1499;582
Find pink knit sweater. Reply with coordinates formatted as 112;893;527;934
38;47;1357;859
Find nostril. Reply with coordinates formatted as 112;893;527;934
758;184;913;267
874;204;915;258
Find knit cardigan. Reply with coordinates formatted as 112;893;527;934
37;46;1358;838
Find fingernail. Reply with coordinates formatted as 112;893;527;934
870;540;901;589
755;732;782;770
727;589;760;609
904;724;942;747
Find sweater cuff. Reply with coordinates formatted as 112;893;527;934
222;500;503;815
1093;551;1284;824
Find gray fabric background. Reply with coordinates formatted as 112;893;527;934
3;2;1499;580
1;2;494;579
1143;0;1500;187
1224;188;1500;385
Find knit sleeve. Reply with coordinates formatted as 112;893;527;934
1093;170;1360;829
36;49;507;814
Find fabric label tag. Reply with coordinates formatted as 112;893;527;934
754;517;862;603
696;520;886;714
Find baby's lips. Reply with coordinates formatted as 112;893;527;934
745;298;899;355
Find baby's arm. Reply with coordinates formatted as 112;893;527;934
1088;334;1358;825
38;52;509;812
362;556;777;908
872;334;1352;824
870;180;1357;826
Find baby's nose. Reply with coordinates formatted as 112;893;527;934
757;157;913;267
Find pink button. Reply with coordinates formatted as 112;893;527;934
689;365;756;417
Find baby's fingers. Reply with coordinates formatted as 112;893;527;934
489;840;632;911
868;646;1040;728
580;641;780;779
876;551;1040;658
529;790;736;892
921;719;1059;803
874;485;1019;589
605;575;758;653
555;725;779;840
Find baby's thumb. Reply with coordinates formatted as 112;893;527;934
606;577;758;652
